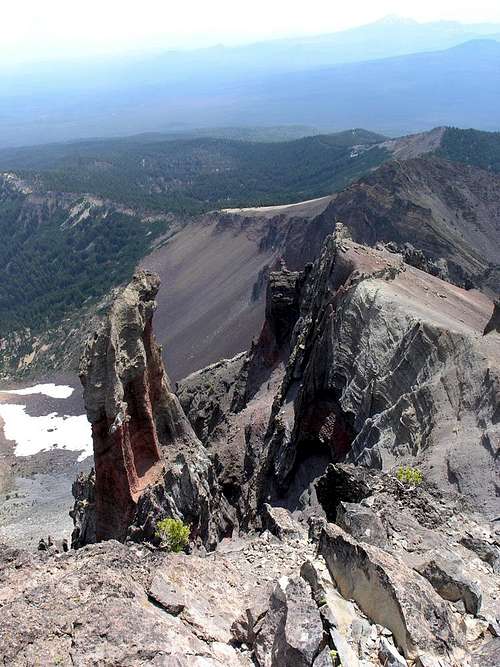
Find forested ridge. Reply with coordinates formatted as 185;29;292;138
1;126;499;346
0;131;388;215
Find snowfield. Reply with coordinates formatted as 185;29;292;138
0;384;92;461
2;384;75;399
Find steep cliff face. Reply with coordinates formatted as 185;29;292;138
79;271;165;541
31;236;499;667
77;271;235;547
180;228;499;520
257;233;500;518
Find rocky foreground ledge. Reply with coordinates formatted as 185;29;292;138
1;465;499;665
1;229;499;666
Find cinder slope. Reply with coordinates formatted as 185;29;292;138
141;200;335;380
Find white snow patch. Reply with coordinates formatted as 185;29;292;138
2;384;75;399
0;404;92;462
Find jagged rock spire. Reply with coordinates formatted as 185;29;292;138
76;270;235;546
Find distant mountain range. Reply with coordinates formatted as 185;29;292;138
0;18;500;146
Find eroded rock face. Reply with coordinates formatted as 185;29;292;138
79;271;165;541
254;576;325;667
49;227;498;666
175;229;499;528
415;557;482;616
319;523;463;662
255;234;500;518
70;469;96;549
324;156;500;293
76;271;235;547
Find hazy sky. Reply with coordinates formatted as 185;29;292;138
3;0;500;63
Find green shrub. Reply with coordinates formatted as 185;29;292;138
396;466;423;487
330;649;340;665
155;518;190;553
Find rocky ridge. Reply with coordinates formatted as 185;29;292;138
180;228;499;519
324;156;500;295
1;464;499;666
1;223;499;665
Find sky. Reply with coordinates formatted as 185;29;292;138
3;0;500;64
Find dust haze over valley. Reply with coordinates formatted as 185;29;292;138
1;4;500;667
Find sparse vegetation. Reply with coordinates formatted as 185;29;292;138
330;649;340;665
396;466;423;487
155;518;190;553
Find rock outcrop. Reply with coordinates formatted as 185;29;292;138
250;233;500;518
4;461;499;665
69;469;97;548
323;156;500;294
176;229;499;525
78;272;167;542
20;224;495;666
319;523;463;662
76;271;235;547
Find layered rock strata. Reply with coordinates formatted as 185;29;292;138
179;229;499;521
251;233;499;517
77;270;235;547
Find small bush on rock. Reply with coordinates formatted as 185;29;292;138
396;466;423;487
330;649;339;665
155;518;190;552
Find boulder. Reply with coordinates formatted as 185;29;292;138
262;504;304;541
415;558;482;616
460;536;500;574
315;464;379;523
148;573;186;615
471;637;500;667
379;637;408;667
319;523;462;662
336;501;387;547
70;469;96;549
254;576;324;667
312;646;333;666
329;628;360;667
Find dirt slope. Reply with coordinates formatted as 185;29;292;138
141;199;335;379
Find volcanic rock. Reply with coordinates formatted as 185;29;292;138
254;576;325;667
256;234;500;517
69;469;96;548
319;523;463;662
76;270;235;547
459;535;500;574
416;557;483;616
